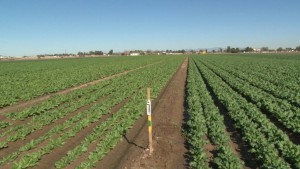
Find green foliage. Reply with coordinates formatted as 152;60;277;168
185;59;243;168
0;56;169;108
192;54;300;168
0;55;185;168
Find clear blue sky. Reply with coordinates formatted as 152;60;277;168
1;0;300;56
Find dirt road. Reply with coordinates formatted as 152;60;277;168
97;57;188;169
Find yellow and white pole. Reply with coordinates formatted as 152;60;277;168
147;87;153;154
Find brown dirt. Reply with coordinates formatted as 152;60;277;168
0;62;161;115
95;57;188;169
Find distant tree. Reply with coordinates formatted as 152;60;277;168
230;48;240;53
277;47;283;52
95;51;103;55
286;48;293;51
261;47;269;52
245;47;254;52
212;50;216;53
219;48;223;53
37;55;45;59
190;50;196;54
78;52;84;56
89;51;95;55
296;45;300;51
180;49;186;54
146;50;152;54
226;46;231;53
108;49;113;55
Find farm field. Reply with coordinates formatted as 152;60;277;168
0;53;300;169
0;56;168;108
185;54;300;169
0;55;185;168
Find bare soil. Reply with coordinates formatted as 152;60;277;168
95;58;189;169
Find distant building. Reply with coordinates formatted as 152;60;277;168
253;48;261;52
130;53;140;56
199;50;207;54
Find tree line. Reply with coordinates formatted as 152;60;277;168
77;50;113;56
225;45;300;53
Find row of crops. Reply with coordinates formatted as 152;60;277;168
1;53;299;168
0;56;168;108
186;54;300;168
0;55;185;168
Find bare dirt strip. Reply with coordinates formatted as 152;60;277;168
0;62;161;114
96;57;188;169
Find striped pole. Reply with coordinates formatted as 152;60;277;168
147;87;153;154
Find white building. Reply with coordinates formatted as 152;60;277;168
130;53;140;56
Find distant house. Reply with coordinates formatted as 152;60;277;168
253;48;261;52
199;50;207;54
130;53;140;56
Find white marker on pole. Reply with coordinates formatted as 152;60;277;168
147;88;153;154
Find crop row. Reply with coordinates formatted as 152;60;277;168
198;59;300;133
0;57;180;141
10;85;141;168
0;74;136;148
185;60;210;168
71;57;182;168
204;58;300;107
186;59;243;168
192;56;300;168
204;54;300;94
0;56;185;168
0;55;170;108
1;73;141;167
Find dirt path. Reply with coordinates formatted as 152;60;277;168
0;62;161;114
96;57;188;169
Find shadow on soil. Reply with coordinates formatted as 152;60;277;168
122;135;147;150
